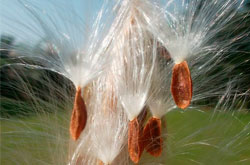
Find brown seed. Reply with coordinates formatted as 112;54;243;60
70;86;87;140
143;117;162;157
171;61;192;109
128;118;144;163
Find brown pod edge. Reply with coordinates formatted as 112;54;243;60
128;118;144;163
171;61;192;109
143;117;162;157
157;42;171;61
98;160;104;165
70;86;87;140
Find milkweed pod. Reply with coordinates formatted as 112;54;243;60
143;117;163;157
128;118;144;163
70;86;87;140
171;61;192;109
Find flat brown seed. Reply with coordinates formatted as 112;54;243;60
128;118;144;163
143;117;162;157
70;86;87;140
171;61;192;109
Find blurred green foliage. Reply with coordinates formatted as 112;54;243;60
1;110;250;164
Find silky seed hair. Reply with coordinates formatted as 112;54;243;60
1;0;249;165
89;74;128;164
113;0;158;121
2;0;115;89
147;53;175;118
146;0;249;111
